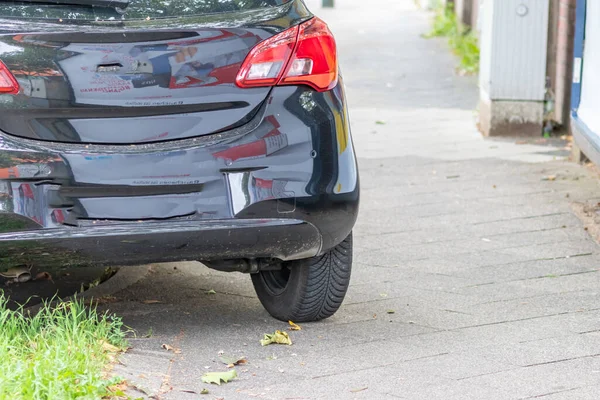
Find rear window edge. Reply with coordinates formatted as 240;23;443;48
0;0;296;21
0;1;305;32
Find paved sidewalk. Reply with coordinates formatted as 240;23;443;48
107;1;600;399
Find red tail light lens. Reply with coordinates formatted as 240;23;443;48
236;17;338;92
0;61;19;94
236;26;299;88
280;18;338;91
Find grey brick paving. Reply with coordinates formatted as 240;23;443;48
104;1;600;399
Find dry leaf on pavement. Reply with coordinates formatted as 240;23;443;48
95;295;118;304
34;272;53;282
162;344;182;354
201;369;237;385
288;320;302;331
218;354;247;368
260;330;292;346
100;340;120;353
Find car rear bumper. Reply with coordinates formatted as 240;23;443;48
0;218;323;268
0;82;359;272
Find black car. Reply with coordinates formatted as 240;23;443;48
0;0;359;322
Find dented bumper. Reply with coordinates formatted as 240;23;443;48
0;84;359;271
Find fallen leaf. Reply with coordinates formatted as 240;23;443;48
108;381;128;397
200;388;209;395
350;387;368;393
386;310;395;314
34;272;53;282
375;120;386;125
95;295;118;304
130;383;152;396
205;289;217;295
260;330;292;346
542;175;557;181
288;320;302;331
161;344;181;354
219;354;247;367
142;300;162;304
201;369;237;385
100;340;120;353
380;293;388;298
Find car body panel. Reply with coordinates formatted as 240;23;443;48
0;79;359;272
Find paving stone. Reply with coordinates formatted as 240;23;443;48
449;255;600;284
521;385;600;399
400;351;517;380
458;291;600;323
474;333;600;367
461;355;600;398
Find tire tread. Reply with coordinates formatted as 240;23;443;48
252;233;353;322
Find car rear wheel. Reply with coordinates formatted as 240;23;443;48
251;233;353;322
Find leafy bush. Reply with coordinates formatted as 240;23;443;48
425;4;480;74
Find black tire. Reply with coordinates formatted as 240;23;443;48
251;233;353;322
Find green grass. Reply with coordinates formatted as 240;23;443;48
425;4;480;74
0;296;127;399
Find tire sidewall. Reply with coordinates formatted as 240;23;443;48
251;259;309;321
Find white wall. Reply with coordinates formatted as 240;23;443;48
577;1;600;134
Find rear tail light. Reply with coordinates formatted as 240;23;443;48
236;17;338;92
0;61;19;94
